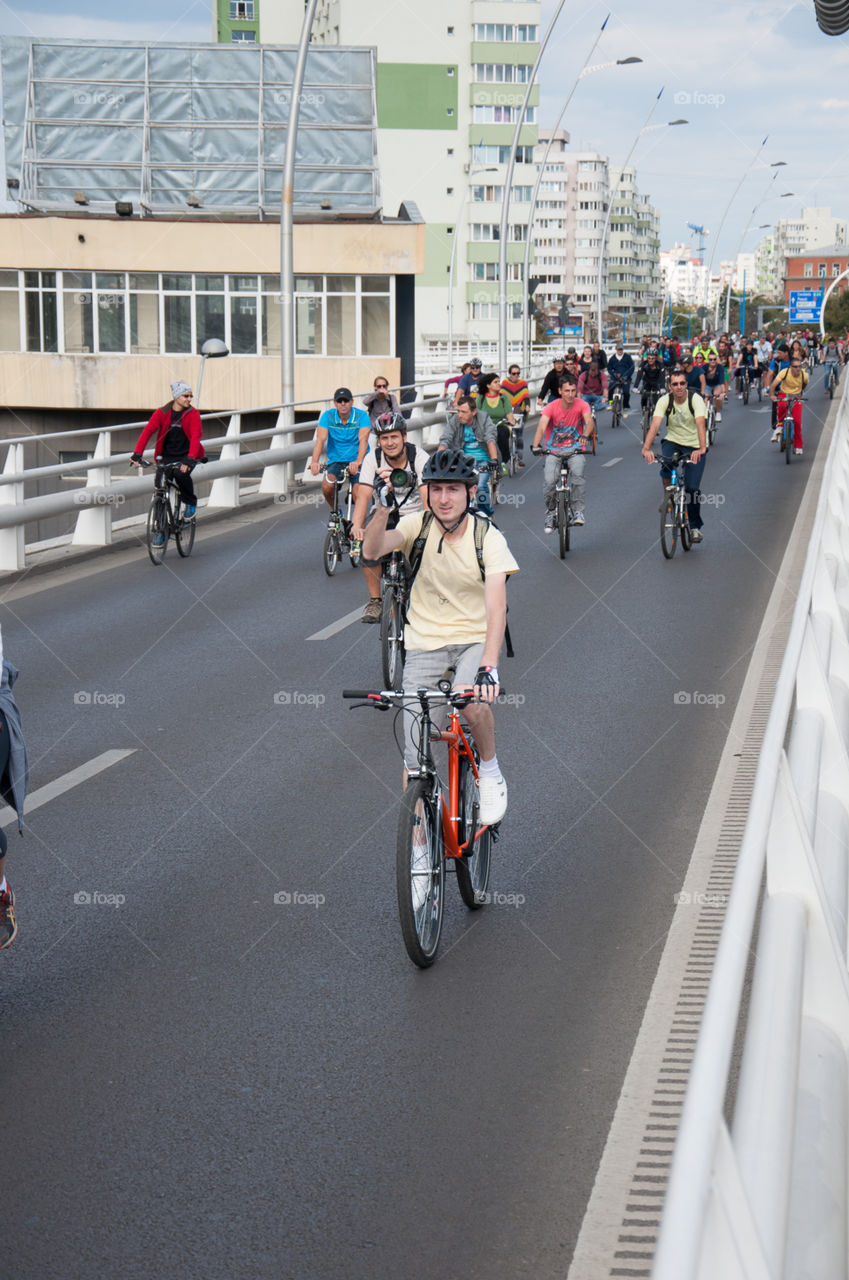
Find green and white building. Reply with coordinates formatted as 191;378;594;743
214;0;542;360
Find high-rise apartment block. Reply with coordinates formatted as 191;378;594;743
219;0;542;356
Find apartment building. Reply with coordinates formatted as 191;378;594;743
607;166;660;334
220;0;543;356
755;207;848;300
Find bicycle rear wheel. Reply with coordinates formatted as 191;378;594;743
323;528;341;576
380;591;404;691
784;418;792;465
175;506;196;557
660;495;677;559
396;779;444;968
680;502;693;552
146;496;169;565
742;377;749;404
455;752;492;910
557;488;569;558
828;370;835;399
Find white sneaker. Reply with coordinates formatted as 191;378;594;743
544;511;556;534
770;428;781;442
479;774;507;826
795;447;803;456
571;511;585;526
716;412;722;422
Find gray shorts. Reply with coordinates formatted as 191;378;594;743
402;642;485;770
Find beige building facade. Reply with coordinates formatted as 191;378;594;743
0;213;425;422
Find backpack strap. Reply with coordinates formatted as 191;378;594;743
471;512;514;659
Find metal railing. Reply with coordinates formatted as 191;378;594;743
0;368;548;569
653;375;849;1278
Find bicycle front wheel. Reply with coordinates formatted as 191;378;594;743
146;497;169;565
455;752;492;910
680;504;692;553
396;779;445;968
557;488;569;558
660;495;677;559
380;591;404;691
784;419;792;465
742;378;749;404
323;528;341;576
175;508;196;558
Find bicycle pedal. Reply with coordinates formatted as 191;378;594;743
489;823;501;842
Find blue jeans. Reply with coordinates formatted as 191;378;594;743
474;468;492;517
660;439;707;530
584;394;603;415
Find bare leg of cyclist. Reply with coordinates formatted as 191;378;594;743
462;702;495;762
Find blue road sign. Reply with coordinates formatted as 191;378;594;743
789;290;823;324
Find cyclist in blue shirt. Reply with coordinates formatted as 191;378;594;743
310;386;371;510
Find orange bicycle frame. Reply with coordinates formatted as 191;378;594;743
433;708;482;859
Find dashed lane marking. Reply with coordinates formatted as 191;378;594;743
0;748;137;827
307;606;364;641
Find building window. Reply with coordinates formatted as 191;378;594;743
804;263;813;277
24;270;58;353
834;263;843;277
468;302;523;320
472;105;536;124
471;144;534;165
231;30;256;42
229;0;254;16
473;24;538;41
0;270;20;351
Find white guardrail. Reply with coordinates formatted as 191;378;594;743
653;375;849;1279
0;369;548;571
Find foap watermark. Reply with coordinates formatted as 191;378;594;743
495;491;526;508
673;690;726;707
74;890;126;907
273;891;325;907
74;91;126;108
74;690;126;707
473;890;526;907
673;890;728;907
272;490;324;508
695;491;725;507
272;90;326;107
495;692;526;707
273;691;326;707
72;490;126;507
673;90;726;108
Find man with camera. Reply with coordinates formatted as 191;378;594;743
352;413;429;623
438;396;499;517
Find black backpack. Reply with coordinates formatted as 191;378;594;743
665;390;698;422
406;511;514;658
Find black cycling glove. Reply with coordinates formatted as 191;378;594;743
474;666;499;690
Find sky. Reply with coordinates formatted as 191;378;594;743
1;0;848;263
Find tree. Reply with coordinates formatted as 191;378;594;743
823;288;849;337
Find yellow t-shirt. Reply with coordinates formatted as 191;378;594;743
395;512;519;651
773;367;808;397
654;392;707;449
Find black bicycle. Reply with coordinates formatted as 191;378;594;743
655;447;693;559
138;459;196;565
609;378;627;429
322;466;362;576
379;549;407;691
640;389;664;443
536;447;585;558
826;363;840;399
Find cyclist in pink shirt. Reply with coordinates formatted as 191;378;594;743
531;376;595;531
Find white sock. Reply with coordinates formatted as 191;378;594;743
478;755;501;780
0;876;6;893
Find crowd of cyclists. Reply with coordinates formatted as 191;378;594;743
117;328;844;874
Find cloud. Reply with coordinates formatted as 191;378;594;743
821;98;849;109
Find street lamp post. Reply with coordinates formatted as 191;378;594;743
520;15;642;370
702;139;774;317
723;184;793;331
280;0;319;425
595;91;686;347
196;337;229;408
447;166;499;372
497;0;567;370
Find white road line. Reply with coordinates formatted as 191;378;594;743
601;457;622;468
0;748;136;828
307;606;364;641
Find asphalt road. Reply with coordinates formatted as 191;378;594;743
0;374;833;1279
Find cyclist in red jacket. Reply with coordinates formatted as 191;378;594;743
131;380;205;517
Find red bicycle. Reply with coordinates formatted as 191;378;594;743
344;675;498;967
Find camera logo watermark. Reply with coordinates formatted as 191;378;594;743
673;690;725;707
74;890;126;907
272;490;324;507
673;90;725;108
473;890;526;906
673;890;728;906
273;691;325;707
273;891;325;907
74;690;126;707
74;91;125;107
72;491;126;506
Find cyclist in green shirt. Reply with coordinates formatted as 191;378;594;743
641;370;708;542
